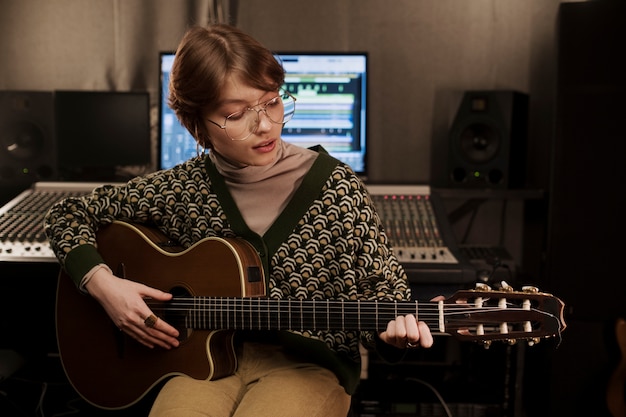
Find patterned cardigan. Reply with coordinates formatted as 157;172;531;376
43;150;412;394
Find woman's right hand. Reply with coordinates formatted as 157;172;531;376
85;267;180;349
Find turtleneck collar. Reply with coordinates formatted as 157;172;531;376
208;140;317;235
209;140;288;184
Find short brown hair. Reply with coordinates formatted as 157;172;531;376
168;24;285;149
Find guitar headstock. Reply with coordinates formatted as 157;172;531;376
443;282;567;347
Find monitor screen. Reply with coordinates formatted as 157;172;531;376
55;90;151;181
158;51;368;177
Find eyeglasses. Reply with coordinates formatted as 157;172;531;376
207;90;296;141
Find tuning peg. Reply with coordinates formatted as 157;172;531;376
506;338;517;345
500;281;514;292
527;337;540;346
475;282;491;291
522;286;539;293
482;340;492;349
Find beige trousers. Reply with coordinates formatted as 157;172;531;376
148;342;352;417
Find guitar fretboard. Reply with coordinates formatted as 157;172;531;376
147;295;563;342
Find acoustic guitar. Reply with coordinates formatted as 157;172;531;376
55;220;567;410
607;318;626;417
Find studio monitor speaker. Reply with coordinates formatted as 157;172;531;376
447;91;528;189
0;91;57;187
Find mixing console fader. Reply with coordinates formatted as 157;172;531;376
366;185;476;288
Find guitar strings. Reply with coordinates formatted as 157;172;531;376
146;298;562;338
147;300;545;316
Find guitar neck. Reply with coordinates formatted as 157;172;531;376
148;296;562;343
151;298;434;333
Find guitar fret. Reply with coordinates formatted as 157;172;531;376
208;297;213;329
245;298;249;330
395;301;398;322
197;296;201;329
234;298;237;329
222;298;226;330
375;301;378;331
204;296;208;329
213;297;216;329
237;298;247;329
341;300;346;330
256;298;260;331
265;299;269;330
229;298;234;329
242;298;245;329
221;298;225;329
195;297;199;329
218;297;221;329
326;300;330;327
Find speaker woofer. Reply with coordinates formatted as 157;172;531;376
2;121;46;160
458;122;501;164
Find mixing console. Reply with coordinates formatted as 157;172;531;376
366;185;476;286
368;185;458;264
0;182;477;288
0;182;105;262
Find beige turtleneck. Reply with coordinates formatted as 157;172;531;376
209;141;317;236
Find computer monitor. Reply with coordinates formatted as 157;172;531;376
55;90;151;181
158;51;368;177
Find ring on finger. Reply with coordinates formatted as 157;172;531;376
144;314;158;328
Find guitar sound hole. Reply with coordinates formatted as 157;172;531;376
164;285;193;343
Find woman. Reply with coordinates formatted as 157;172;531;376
44;23;435;417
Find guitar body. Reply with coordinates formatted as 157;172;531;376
56;221;266;409
607;318;626;417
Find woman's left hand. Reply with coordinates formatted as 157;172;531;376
378;314;434;349
378;295;445;349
